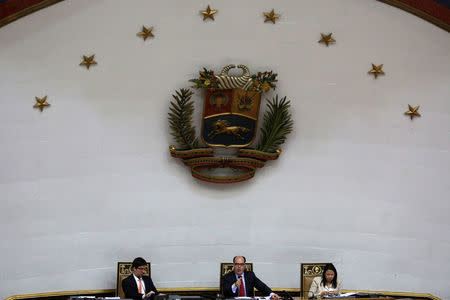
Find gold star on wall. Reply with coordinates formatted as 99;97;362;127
404;105;421;120
34;96;50;112
318;33;336;46
264;9;280;24
80;55;97;69
368;63;385;79
201;5;217;21
137;26;154;41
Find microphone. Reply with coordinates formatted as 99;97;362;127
282;290;294;300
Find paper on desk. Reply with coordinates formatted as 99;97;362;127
339;293;357;297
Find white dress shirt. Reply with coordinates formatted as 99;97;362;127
133;274;146;299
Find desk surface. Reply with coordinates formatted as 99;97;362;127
293;297;394;300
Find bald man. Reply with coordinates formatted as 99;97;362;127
222;256;279;299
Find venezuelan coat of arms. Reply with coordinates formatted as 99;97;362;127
169;64;293;183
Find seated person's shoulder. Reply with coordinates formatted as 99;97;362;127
223;271;235;280
312;276;321;283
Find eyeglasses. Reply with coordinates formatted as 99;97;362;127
234;263;245;266
137;267;147;270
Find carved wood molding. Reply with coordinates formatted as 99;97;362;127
0;0;64;28
377;0;450;32
1;0;449;32
4;288;442;300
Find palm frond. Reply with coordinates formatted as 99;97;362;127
168;88;199;149
256;95;293;153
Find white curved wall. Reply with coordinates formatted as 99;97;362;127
0;0;449;299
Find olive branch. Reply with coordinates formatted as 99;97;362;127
168;88;199;149
256;95;293;153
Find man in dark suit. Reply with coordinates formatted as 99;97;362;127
222;256;279;299
122;257;159;300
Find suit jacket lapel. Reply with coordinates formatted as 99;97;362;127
130;275;139;293
244;272;252;296
143;276;148;293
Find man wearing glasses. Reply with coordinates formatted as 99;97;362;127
222;256;279;299
122;257;159;300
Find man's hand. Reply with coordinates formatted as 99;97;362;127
270;294;279;300
235;279;241;288
145;291;155;298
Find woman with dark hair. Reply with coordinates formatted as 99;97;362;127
308;263;342;298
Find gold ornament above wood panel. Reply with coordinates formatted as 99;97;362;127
34;96;50;112
263;9;280;24
137;26;154;41
404;104;421;120
201;5;217;21
368;63;385;79
318;33;336;46
79;55;97;70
